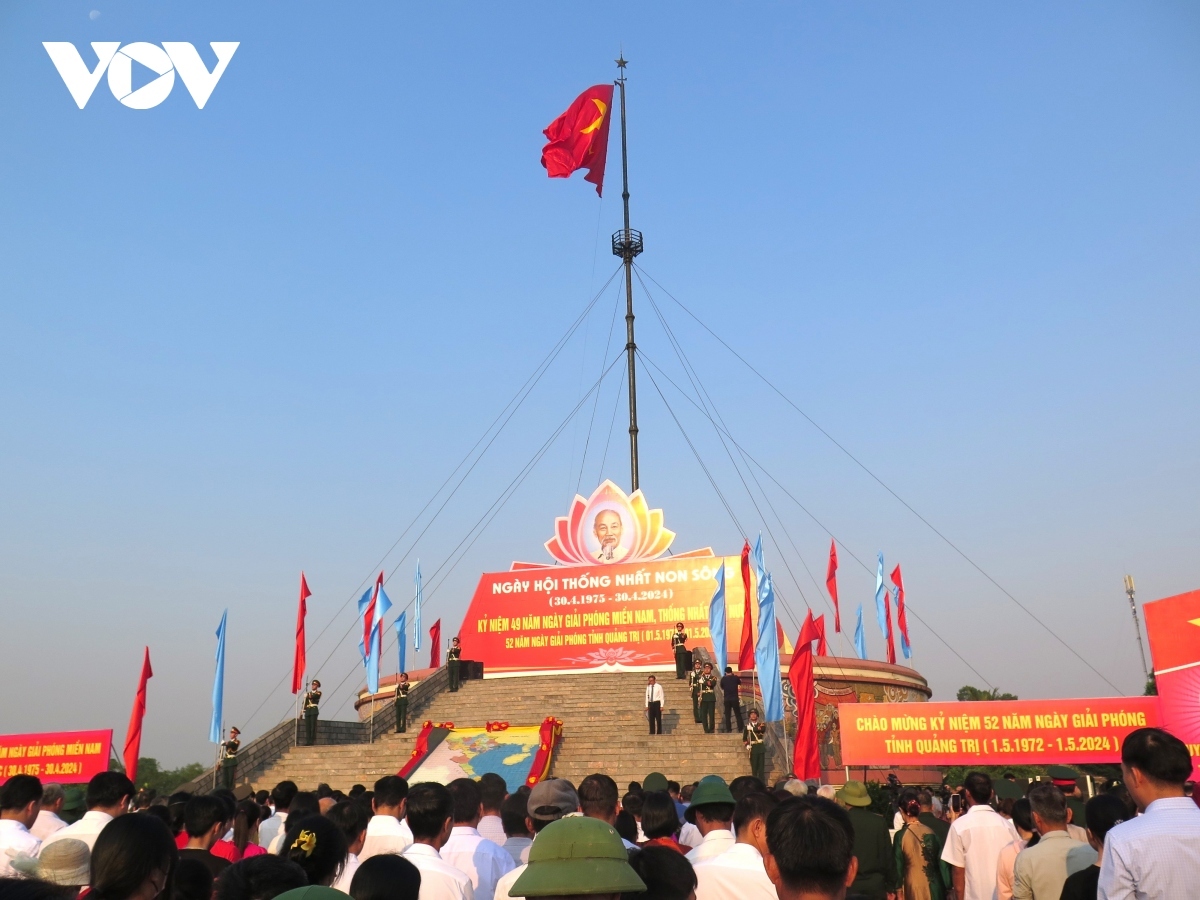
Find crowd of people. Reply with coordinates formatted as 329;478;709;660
0;727;1197;900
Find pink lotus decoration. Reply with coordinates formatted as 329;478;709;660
562;647;655;666
544;480;675;566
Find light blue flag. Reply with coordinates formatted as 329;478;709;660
395;612;407;675
357;585;392;695
755;573;784;722
209;610;227;743
708;564;727;676
413;561;422;651
874;552;889;640
854;604;867;659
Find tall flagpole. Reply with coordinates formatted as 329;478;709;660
613;54;642;492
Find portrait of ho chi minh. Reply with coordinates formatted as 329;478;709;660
591;509;630;563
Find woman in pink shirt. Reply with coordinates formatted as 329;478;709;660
213;800;267;863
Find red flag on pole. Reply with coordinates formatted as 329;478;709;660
789;613;821;779
883;586;897;665
123;647;152;784
292;573;311;694
738;541;755;670
891;564;910;658
826;540;840;633
812;613;829;657
429;620;442;669
541;85;615;197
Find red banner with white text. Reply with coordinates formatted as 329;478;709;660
840;697;1159;766
0;730;112;784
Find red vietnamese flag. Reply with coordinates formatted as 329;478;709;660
826;540;840;633
789;612;822;779
738;541;755;670
541;85;615;196
883;586;897;665
429;619;442;669
123;647;152;784
292;573;311;694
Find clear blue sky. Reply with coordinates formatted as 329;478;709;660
2;2;1198;766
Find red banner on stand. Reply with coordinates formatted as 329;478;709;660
840;697;1159;766
0;730;113;784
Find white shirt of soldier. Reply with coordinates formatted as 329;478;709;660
686;827;736;864
694;842;777;900
0;820;41;877
359;813;415;860
30;810;66;842
645;683;664;706
333;851;360;893
441;825;515;900
40;810;114;852
258;811;287;849
940;803;1020;900
402;841;475;900
477;814;505;846
493;862;525;900
1099;796;1200;900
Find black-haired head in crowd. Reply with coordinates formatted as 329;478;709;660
479;773;507;820
962;772;993;806
733;791;779;858
0;880;77;900
286;793;320;824
327;800;372;860
639;791;680;842
372;776;408;819
348;854;422;900
623;845;696;900
1121;726;1194;812
231;799;263;855
578;774;620;827
499;793;530;840
765;796;857;900
282;814;347;887
0;775;43;830
729;776;767;802
215;854;308;900
183;795;227;850
270;782;298;814
90;810;178;900
406;783;454;850
87;772;136;819
614;810;639;845
447;779;483;827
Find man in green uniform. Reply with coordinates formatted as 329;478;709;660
448;636;462;692
743;709;766;782
1049;765;1088;830
302;680;321;745
699;663;718;733
917;789;950;844
689;659;704;724
835;780;898;900
671;623;689;679
510;815;645;899
394;672;410;733
220;727;240;790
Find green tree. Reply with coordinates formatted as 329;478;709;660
112;758;206;795
1144;673;1157;696
956;685;1018;702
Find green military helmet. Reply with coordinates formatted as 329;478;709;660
684;775;735;824
835;780;873;807
510;816;646;897
642;772;669;793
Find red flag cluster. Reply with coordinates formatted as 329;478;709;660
788;610;827;780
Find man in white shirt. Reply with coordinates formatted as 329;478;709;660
494;779;582;899
0;775;43;877
685;776;737;864
645;676;664;735
498;793;533;865
327;798;371;893
442;778;515;900
477;774;507;847
401;782;474;900
940;772;1019;900
30;784;67;843
41;771;133;853
694;791;780;900
360;775;414;861
763;795;860;900
1100;727;1200;900
258;781;297;850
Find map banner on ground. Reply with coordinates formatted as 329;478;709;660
405;725;547;785
840;697;1159;766
464;555;745;674
0;730;112;784
1143;588;1200;778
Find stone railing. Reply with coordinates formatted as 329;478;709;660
193;717;370;792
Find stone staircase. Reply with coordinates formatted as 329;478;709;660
252;672;780;791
